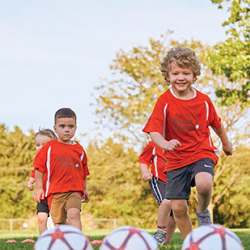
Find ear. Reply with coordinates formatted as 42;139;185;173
53;125;57;133
193;75;197;83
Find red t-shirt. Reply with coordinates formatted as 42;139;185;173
33;139;90;198
139;141;167;182
143;87;221;171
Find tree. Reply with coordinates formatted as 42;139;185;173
0;124;36;219
84;138;159;228
206;0;250;107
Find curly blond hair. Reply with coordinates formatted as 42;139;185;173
160;46;201;84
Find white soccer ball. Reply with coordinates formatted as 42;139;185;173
182;224;244;250
100;226;159;250
34;225;93;250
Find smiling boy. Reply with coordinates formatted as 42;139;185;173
143;46;233;239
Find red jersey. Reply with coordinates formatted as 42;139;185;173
33;139;90;198
143;87;221;171
139;141;167;182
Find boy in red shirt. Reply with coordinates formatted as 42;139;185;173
27;128;56;235
33;108;90;230
143;46;233;239
139;141;177;245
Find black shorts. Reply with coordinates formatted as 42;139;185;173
165;158;214;200
37;200;50;216
149;177;166;205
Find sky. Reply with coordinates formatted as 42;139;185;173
0;0;229;146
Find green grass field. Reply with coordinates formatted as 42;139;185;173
0;229;249;250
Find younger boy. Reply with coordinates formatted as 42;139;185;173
33;108;90;230
139;141;177;245
27;128;56;235
143;46;233;239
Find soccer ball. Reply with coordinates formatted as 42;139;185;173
34;225;93;250
182;224;244;250
100;226;159;250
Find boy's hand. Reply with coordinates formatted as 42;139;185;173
82;191;90;203
142;171;153;182
165;139;181;151
223;141;233;155
27;182;34;191
32;188;44;203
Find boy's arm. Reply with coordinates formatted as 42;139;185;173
82;178;90;203
212;124;233;155
27;177;35;191
150;132;181;151
139;162;153;182
32;170;44;203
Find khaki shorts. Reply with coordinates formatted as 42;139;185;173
50;192;82;224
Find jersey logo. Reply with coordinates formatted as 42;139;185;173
75;164;79;168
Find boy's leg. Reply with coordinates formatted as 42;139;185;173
65;192;82;230
153;199;171;244
149;178;170;244
195;172;213;225
191;159;214;226
165;211;176;244
37;212;48;235
67;208;82;230
171;199;192;239
195;172;213;212
166;166;193;239
36;200;50;235
158;199;171;228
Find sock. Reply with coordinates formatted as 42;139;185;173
157;226;166;233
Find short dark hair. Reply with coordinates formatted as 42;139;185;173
54;108;77;124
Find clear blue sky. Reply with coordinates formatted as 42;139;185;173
0;0;228;145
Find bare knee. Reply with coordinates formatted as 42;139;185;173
171;201;188;219
67;208;80;221
195;172;213;195
37;213;48;226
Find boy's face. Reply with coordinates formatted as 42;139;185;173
167;62;196;97
54;117;77;144
35;134;52;152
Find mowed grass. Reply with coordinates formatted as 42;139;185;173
0;228;249;250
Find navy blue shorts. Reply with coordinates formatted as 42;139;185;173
165;158;214;200
149;177;166;205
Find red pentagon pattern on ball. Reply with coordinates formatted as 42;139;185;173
182;224;244;250
34;225;93;250
100;226;159;250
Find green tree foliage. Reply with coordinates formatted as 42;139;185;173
0;124;36;218
206;0;250;106
213;145;250;228
84;138;159;228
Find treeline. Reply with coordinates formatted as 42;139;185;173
1;124;250;228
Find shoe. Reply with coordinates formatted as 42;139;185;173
196;209;212;226
153;230;166;245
